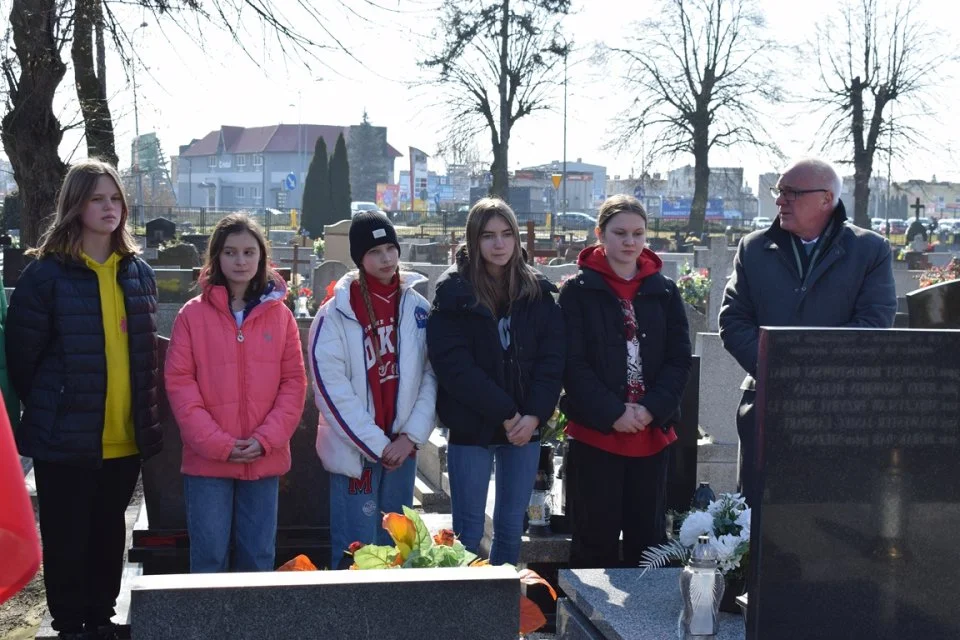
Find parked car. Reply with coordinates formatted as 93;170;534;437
935;218;958;233
887;219;908;234
555;211;597;231
350;201;381;216
871;218;886;232
753;216;772;229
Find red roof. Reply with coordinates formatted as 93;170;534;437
181;124;403;158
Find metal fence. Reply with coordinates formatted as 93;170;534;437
132;205;300;236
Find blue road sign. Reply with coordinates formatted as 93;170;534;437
283;172;297;191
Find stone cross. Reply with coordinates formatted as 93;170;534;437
694;236;737;332
910;197;925;221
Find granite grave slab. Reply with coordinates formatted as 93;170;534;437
557;568;743;639
130;566;520;640
748;327;960;639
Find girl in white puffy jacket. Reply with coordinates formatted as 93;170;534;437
308;212;436;567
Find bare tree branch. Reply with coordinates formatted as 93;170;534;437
810;0;956;227
608;0;783;232
419;0;571;202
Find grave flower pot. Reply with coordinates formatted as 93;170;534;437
720;575;746;613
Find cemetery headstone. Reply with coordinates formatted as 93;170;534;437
312;260;349;305
694;237;736;331
906;279;960;329
747;327;960;639
145;217;176;247
322;219;352;264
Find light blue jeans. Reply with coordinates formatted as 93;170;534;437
328;454;418;567
447;441;540;566
183;475;279;573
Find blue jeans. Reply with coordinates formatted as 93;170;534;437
447;441;539;566
183;475;279;573
328;454;418;567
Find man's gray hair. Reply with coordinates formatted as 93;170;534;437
788;158;843;208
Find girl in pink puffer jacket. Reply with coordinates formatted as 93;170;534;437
165;214;307;573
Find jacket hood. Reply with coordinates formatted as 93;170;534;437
330;269;426;318
577;244;662;281
198;267;288;308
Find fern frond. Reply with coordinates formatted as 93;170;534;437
639;539;691;576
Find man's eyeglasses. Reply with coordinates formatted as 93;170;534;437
770;187;829;202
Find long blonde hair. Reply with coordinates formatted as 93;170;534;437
30;159;140;259
462;198;541;315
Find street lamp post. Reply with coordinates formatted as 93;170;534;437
131;21;148;229
561;49;568;221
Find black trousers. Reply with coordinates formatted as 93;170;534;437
736;388;761;509
566;439;669;569
34;456;141;633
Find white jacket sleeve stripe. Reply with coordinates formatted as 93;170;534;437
311;316;381;462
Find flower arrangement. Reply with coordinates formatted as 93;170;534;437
349;506;557;635
676;261;711;314
919;257;960;288
282;273;318;316
640;493;751;579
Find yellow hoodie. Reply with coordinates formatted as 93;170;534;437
83;252;138;459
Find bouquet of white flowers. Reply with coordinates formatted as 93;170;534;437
641;493;751;578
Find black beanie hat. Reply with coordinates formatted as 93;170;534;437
349;211;401;267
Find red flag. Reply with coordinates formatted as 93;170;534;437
0;402;40;604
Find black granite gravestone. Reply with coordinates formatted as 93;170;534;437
145;217;176;247
906;279;960;328
747;328;960;640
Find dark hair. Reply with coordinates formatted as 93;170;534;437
597;194;648;233
30;158;140;259
462;197;541;315
202;213;274;300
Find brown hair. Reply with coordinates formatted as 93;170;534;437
30;159;140;259
356;265;400;369
202;213;274;301
461;198;541;316
596;194;648;233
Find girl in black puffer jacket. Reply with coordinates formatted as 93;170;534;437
427;198;564;566
6;159;160;640
559;194;691;569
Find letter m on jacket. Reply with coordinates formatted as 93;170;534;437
348;468;373;495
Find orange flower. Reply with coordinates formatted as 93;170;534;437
382;512;417;559
433;528;456;547
276;554;317;571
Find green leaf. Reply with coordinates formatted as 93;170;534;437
352;544;399;569
402;505;434;554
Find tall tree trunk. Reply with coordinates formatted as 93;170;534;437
689;121;710;235
493;0;510;202
1;0;68;248
72;0;118;166
853;157;872;227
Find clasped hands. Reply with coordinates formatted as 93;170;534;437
612;403;654;434
228;438;264;463
502;412;539;446
382;434;416;471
